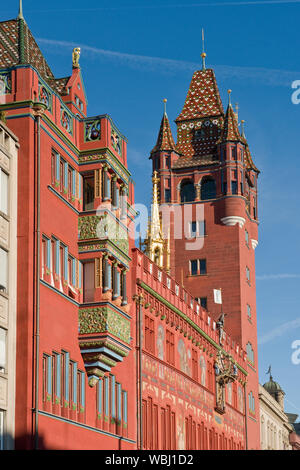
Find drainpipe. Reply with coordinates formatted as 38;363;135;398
32;102;46;450
134;294;143;450
244;382;248;450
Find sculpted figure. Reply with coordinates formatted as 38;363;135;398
72;47;81;68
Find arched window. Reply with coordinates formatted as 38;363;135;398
180;180;195;203
201;177;216;200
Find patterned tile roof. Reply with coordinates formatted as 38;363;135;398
172;154;217;169
48;77;70;96
0;19;71;96
245;144;260;173
176;69;224;122
151;112;176;154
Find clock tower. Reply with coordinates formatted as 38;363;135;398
149;56;260;449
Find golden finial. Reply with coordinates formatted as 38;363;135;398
163;98;167;115
227;89;232;106
201;28;206;71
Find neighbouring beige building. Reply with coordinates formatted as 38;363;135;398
259;374;293;450
0;118;18;450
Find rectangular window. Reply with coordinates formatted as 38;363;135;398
59;244;65;280
199;259;207;275
0;169;8;215
200;297;207;310
192;349;198;381
0;248;8;293
0;328;6;372
232;147;237;160
246;266;250;283
83;261;94;303
83;175;95;211
165;189;171;203
231;181;238;195
245;229;249;246
190;260;198;276
68;167;72;200
189;221;197;238
166;330;175;365
144;315;155;354
51;152;56;185
59;160;64;193
223;182;227;195
247;304;251;319
198;220;206;236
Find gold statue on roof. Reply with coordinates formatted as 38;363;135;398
72;47;81;68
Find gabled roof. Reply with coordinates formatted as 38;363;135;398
176;68;224;122
151;112;176;154
0;18;71;96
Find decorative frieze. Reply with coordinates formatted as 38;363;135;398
79;306;131;387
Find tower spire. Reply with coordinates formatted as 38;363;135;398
18;0;24;20
201;28;207;71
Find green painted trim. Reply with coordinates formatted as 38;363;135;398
138;280;248;376
79;147;131;178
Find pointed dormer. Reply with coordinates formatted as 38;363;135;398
151;108;176;154
217;100;244;144
150;100;180;203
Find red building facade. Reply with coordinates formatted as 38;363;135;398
0;10;260;450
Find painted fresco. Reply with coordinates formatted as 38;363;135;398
142;354;245;448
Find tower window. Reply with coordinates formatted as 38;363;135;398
246;342;255;365
245;230;249;246
246;266;250;284
247;304;251;319
165;189;171;203
200;259;207;275
231;181;238;195
180;180;195;203
190;259;207;276
190;221;197;238
201;178;216;200
190;260;198;276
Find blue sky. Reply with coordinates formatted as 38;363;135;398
2;1;300;418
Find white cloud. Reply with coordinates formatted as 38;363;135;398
256;274;300;280
37;37;300;87
258;317;300;345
